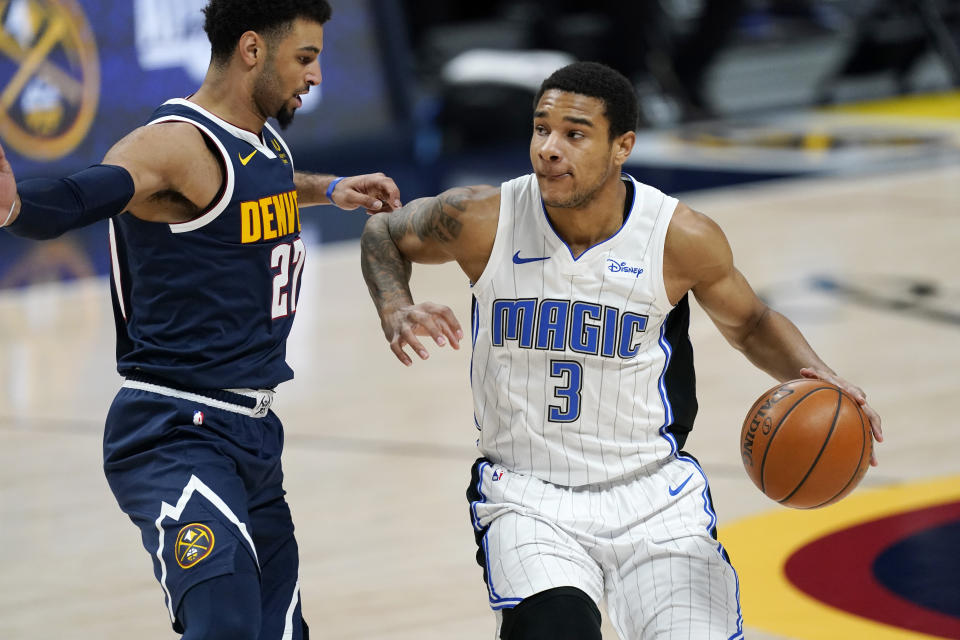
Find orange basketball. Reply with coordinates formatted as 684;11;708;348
739;379;872;509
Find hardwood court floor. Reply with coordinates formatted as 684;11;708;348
1;164;958;639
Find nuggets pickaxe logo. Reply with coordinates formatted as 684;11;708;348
0;0;100;159
174;523;215;569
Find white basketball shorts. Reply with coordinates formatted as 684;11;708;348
467;455;744;639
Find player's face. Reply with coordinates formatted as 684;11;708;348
256;19;324;129
530;90;622;209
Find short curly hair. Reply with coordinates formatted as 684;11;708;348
203;0;332;64
534;62;639;139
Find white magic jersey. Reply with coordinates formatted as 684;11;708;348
470;173;698;487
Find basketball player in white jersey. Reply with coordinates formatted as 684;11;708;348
360;62;883;639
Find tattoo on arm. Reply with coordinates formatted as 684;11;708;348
361;214;414;316
405;192;466;244
361;187;484;318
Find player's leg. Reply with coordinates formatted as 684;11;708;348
603;456;743;640
466;459;605;638
499;586;602;640
103;388;268;636
176;547;262;640
248;490;308;640
108;458;264;636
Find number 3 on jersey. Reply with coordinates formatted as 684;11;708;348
549;360;582;422
270;239;306;319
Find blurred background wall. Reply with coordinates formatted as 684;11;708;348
1;0;959;287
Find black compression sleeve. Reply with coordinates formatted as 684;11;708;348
6;164;136;240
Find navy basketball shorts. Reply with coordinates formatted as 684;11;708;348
103;379;305;637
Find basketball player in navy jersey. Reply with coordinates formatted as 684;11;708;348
0;1;401;638
361;62;883;639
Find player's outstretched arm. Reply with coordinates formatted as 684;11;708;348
668;203;883;459
360;185;499;366
2;122;221;237
295;171;402;214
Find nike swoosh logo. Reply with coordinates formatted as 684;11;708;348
512;251;550;264
668;473;694;496
239;150;257;166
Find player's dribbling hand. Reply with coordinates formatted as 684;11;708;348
330;172;402;214
382;302;463;366
800;367;883;466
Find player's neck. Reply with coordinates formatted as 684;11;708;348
544;175;627;258
190;67;268;135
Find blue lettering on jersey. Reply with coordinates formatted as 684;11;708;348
601;306;619;358
491;298;648;359
570;302;601;355
619;313;649;359
535;300;568;351
491;299;537;348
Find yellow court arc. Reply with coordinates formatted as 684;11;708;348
720;475;960;639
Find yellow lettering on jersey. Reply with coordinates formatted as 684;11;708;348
273;194;288;236
240;190;299;243
241;201;261;243
291;191;301;232
281;193;294;234
260;197;277;240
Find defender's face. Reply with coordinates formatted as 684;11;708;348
257;18;324;129
530;89;619;209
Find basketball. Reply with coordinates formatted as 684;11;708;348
740;379;872;509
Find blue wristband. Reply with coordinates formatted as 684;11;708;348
325;176;346;205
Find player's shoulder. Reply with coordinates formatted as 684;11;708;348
664;201;733;276
666;201;726;247
439;184;500;207
105;121;209;169
437;184;501;221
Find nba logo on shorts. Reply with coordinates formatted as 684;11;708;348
491;468;504;481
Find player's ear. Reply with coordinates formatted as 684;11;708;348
237;31;262;67
613;131;636;165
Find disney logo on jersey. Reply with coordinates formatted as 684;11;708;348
241;189;301;244
607;258;645;278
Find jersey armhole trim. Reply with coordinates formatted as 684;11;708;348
108;218;127;321
146;115;236;234
654;194;680;311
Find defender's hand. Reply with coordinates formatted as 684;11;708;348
330;172;402;214
0;141;19;226
382;302;463;366
801;367;883;466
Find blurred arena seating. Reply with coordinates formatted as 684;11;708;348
399;0;960;147
1;0;959;287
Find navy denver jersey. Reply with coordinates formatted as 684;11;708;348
109;99;304;390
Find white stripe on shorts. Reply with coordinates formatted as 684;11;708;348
155;475;259;623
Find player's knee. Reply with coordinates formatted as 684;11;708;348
181;607;259;640
177;568;261;640
500;587;602;640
